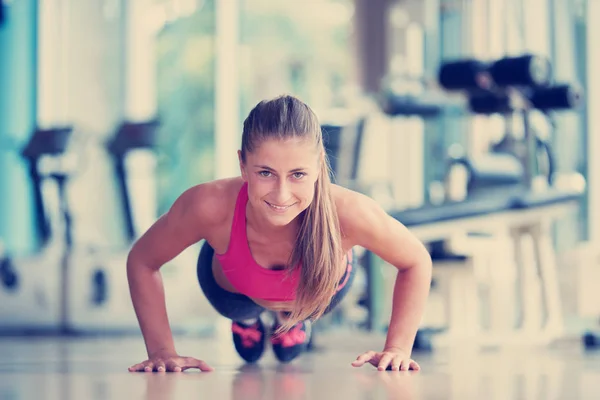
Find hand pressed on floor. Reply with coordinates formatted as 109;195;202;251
351;347;420;372
128;350;214;373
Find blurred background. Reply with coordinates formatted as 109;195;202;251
0;0;598;353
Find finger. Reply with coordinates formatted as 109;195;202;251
165;361;182;372
182;358;214;372
355;351;377;362
377;353;394;371
410;360;421;371
390;357;402;371
400;359;411;371
351;351;377;367
155;360;166;372
197;360;215;372
189;359;214;372
144;362;154;372
128;363;144;372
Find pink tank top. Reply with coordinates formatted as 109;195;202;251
215;182;353;302
215;182;302;302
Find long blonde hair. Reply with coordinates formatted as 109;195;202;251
240;95;344;333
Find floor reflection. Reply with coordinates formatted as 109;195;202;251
0;336;599;400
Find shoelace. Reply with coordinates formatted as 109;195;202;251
271;324;306;348
232;323;262;348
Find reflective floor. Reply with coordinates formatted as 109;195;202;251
1;331;599;400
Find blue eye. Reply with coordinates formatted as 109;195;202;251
292;172;306;179
259;171;272;177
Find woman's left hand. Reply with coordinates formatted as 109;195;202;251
351;347;420;371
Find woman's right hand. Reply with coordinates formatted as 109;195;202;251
128;351;214;373
126;183;223;374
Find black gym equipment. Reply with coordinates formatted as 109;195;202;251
0;126;77;333
438;53;582;115
379;93;447;118
23;127;76;333
322;118;365;187
529;84;582;110
325;53;585;351
54;119;161;327
1;120;164;334
21;127;75;249
445;132;557;201
0;248;18;292
583;330;600;350
439;53;582;200
426;56;582;350
438;55;552;92
378;72;464;118
106;120;160;243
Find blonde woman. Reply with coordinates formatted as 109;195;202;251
127;95;432;373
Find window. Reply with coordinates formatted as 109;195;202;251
238;0;356;114
155;0;217;213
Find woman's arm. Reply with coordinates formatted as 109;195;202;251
336;187;432;370
127;182;226;364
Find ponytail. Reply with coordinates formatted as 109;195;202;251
278;152;345;334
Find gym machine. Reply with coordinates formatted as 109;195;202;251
64;120;206;334
427;54;583;349
0;126;138;335
353;53;585;350
0;122;209;335
59;121;161;334
107;120;160;244
0;127;74;333
438;54;582;201
0;125;138;335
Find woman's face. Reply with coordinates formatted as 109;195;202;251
239;137;320;227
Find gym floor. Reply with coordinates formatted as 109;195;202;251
1;332;599;400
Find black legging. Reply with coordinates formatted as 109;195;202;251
196;241;356;322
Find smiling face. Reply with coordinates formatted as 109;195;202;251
239;137;321;227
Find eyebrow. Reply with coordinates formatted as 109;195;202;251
253;165;306;173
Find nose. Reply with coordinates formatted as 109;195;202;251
273;179;291;204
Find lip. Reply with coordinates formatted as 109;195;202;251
265;201;295;212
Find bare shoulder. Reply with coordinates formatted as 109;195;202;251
127;177;244;269
330;184;385;242
330;183;431;270
172;176;243;228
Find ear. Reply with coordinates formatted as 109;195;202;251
238;150;247;181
